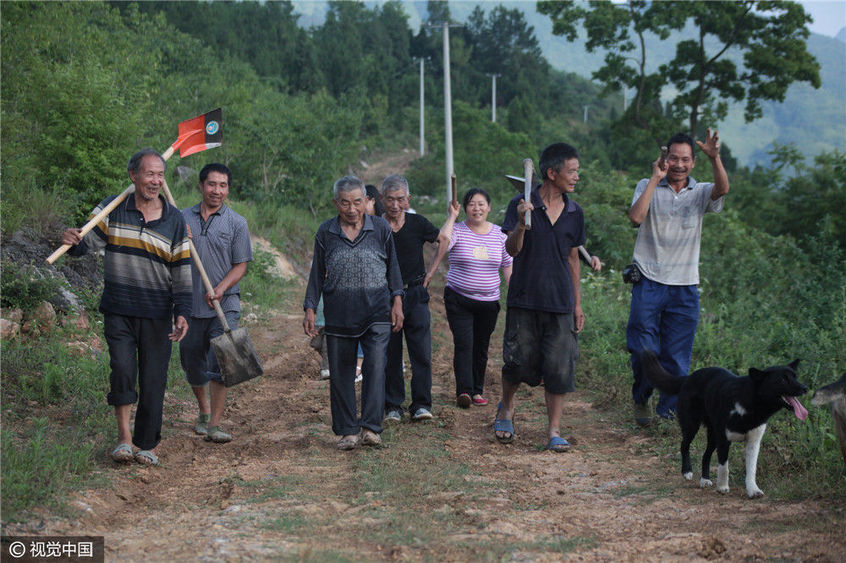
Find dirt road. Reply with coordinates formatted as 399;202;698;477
5;273;844;562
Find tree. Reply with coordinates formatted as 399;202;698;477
465;5;548;110
538;0;821;136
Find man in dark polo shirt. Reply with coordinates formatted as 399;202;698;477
303;175;404;450
495;143;586;452
380;174;449;423
180;163;253;444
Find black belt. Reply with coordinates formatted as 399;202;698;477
404;277;424;290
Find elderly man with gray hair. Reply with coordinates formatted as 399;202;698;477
61;148;192;466
303;175;404;450
380;174;449;423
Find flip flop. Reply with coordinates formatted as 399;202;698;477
134;450;159;466
110;443;133;463
547;436;570;452
494;402;515;444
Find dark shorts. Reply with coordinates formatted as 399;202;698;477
501;307;578;395
179;311;240;386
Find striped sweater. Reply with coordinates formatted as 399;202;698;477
70;192;192;320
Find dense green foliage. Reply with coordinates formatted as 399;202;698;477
1;0;844;519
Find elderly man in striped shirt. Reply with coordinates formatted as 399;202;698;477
62;149;192;466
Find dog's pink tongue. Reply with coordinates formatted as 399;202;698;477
784;396;808;420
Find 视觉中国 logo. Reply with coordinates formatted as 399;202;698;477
206;121;220;135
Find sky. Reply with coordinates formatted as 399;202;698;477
292;1;846;39
799;0;846;38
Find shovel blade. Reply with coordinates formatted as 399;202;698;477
211;327;264;387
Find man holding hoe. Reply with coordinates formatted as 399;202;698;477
61;149;192;466
180;163;252;443
495;142;586;452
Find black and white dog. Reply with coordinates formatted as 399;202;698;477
641;350;808;498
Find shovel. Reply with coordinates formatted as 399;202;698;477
161;181;264;387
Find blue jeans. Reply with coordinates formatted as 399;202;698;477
327;323;390;436
626;278;699;417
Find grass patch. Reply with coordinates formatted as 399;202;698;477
240;250;302;314
260;511;309;532
0;327;193;521
0;419;101;520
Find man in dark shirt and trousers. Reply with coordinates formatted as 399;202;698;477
62;149;192;466
180;163;252;443
303;176;404;450
380;174;449;423
495;143;586;452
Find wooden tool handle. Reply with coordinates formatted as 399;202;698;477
47;146;180;265
522;158;534;230
45;184;135;264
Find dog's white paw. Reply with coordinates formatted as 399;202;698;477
684;472;694;481
717;486;730;494
747;487;764;499
699;478;713;488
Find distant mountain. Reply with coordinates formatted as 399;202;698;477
293;0;845;168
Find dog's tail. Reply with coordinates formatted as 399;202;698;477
640;349;685;395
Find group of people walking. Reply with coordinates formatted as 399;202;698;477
302;131;728;453
61;128;728;462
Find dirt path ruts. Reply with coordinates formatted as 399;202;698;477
5;278;844;561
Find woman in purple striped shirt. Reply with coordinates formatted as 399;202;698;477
426;189;513;408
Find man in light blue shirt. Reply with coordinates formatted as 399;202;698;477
180;163;253;443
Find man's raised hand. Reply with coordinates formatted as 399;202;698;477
696;127;721;159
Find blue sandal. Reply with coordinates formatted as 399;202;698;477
494;403;515;444
547;436;570;452
110;443;133;463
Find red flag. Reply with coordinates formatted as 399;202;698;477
171;108;222;158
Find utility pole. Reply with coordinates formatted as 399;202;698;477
583;105;589;123
430;21;463;205
416;58;425;156
489;74;501;122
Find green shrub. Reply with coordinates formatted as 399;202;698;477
1;261;64;313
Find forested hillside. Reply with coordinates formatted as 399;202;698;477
1;0;844;528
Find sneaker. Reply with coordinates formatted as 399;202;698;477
205;426;232;443
194;413;210;435
472;395;489;406
360;428;382;447
456;393;472;408
383;409;402;423
634;402;653;427
320;369;330;380
354;371;363;384
411;408;433;421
